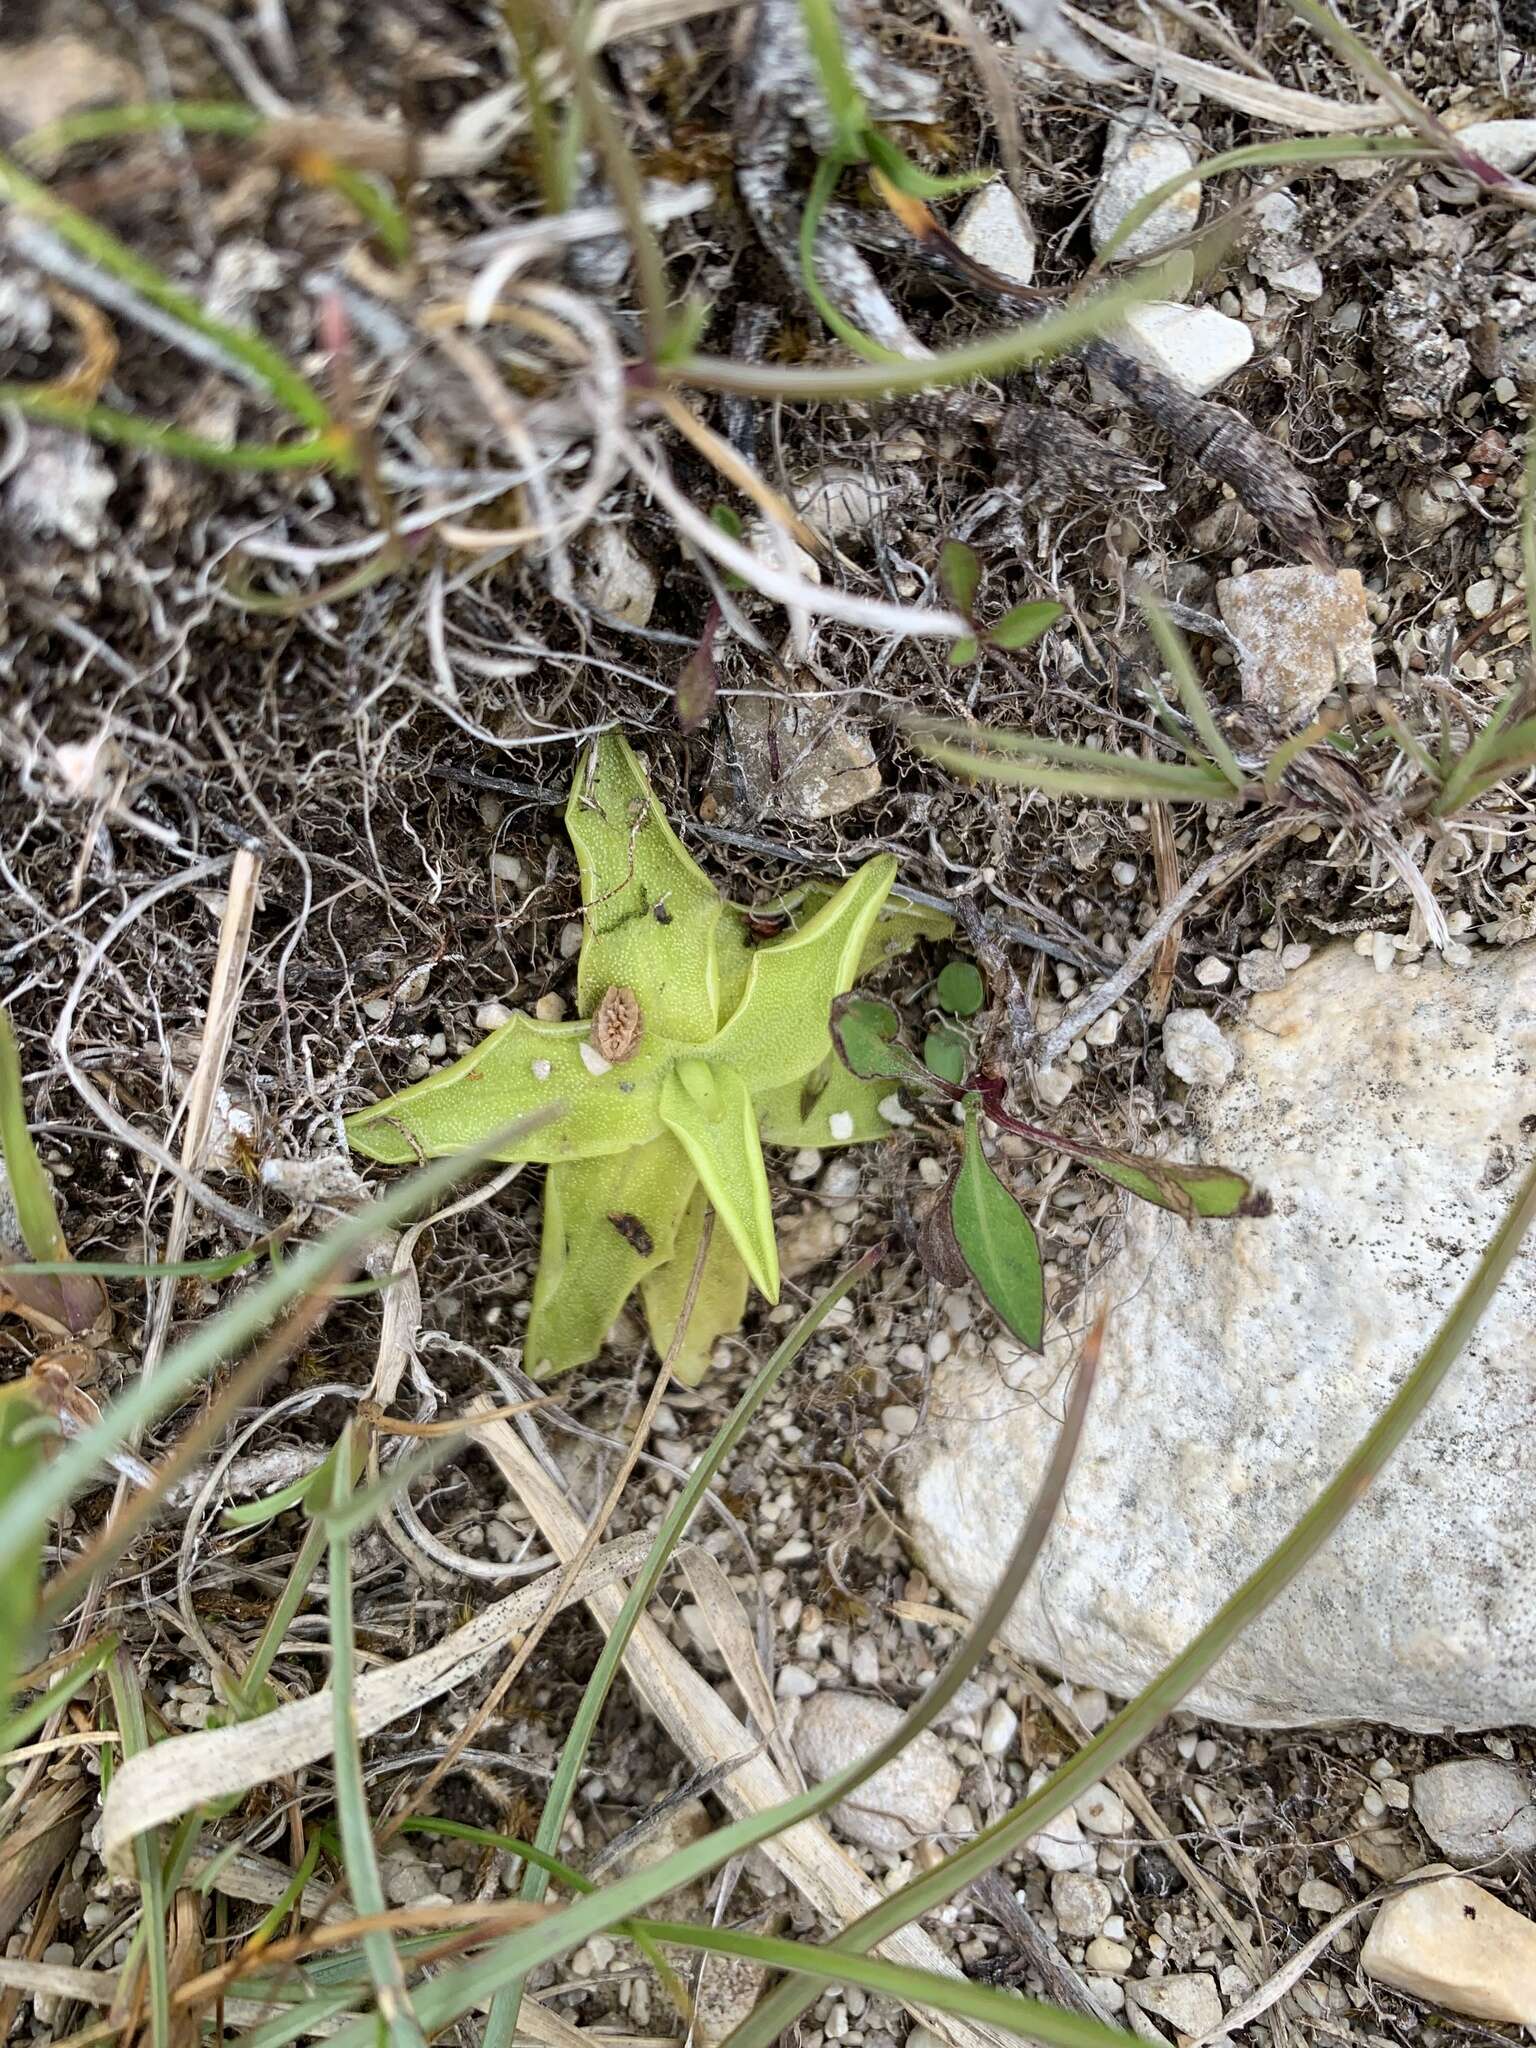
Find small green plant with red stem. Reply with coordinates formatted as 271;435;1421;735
831;994;1268;1352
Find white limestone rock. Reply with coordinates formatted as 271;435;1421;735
1217;566;1376;729
1446;119;1536;174
1117;302;1253;397
1361;1870;1536;2026
791;1692;961;1853
901;941;1536;1729
1162;1009;1234;1090
1092;110;1200;260
1412;1759;1536;1868
953;181;1036;285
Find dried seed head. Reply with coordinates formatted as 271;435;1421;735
592;985;643;1064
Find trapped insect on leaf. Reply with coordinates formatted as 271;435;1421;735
348;737;950;1381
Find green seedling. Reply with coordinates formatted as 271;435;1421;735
937;541;1061;667
832;994;1265;1352
347;736;948;1382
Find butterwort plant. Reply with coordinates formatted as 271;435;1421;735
347;734;946;1382
830;995;1268;1352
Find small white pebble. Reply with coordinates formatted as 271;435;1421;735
1360;1785;1386;1817
928;1329;953;1364
534;993;566;1023
1466;577;1499;619
1193;955;1231;986
982;1700;1020;1757
851;1636;881;1687
1195;1737;1219;1770
882;1404;918;1438
476;1001;514;1031
1299;1878;1348;1914
1076;1784;1126;1837
878;1093;915;1127
790;1148;823;1182
1111;860;1139;887
918;1157;945;1188
559;920;585;959
1381;1777;1411;1810
1280;942;1312;970
1034;1064;1076;1106
1074;1687;1111;1733
579;1042;612;1077
490;851;527;886
1085;1938;1134;1976
1085;1011;1121;1046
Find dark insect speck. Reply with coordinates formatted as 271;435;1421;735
608;1213;654;1257
653;900;672;924
1132;1848;1185;1899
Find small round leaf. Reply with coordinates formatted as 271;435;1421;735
936;960;985;1017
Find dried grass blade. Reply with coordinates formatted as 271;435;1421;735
1055;5;1394;129
99;1531;655;1876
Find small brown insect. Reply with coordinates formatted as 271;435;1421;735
608;1212;655;1258
591;985;643;1063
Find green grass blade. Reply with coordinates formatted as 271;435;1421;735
107;1652;172;2048
797;152;908;364
0;1635;116;1752
0;1397;47;1720
0;1009;69;1262
1434;687;1533;818
0;387;345;469
720;1150;1536;2048
671;253;1187;401
0;1112;555;1574
395;1817;692;2019
917;732;1236;803
230;1516;328;1716
19;100;264;160
1093;134;1429;268
0;148;331;430
642;1920;1134;2048
795;0;866;157
481;1245;882;2048
1139;595;1246;792
325;1424;427;2047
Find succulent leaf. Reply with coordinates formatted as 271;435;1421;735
659;1060;779;1300
640;1185;752;1386
568;733;724;1041
345;1013;673;1165
705;856;897;1091
754;1057;901;1149
350;749;932;1377
525;1137;696;1378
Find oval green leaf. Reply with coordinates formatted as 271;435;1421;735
989;600;1061;651
950;1094;1044;1351
938;539;981;614
936;960;985;1017
923;1026;968;1087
